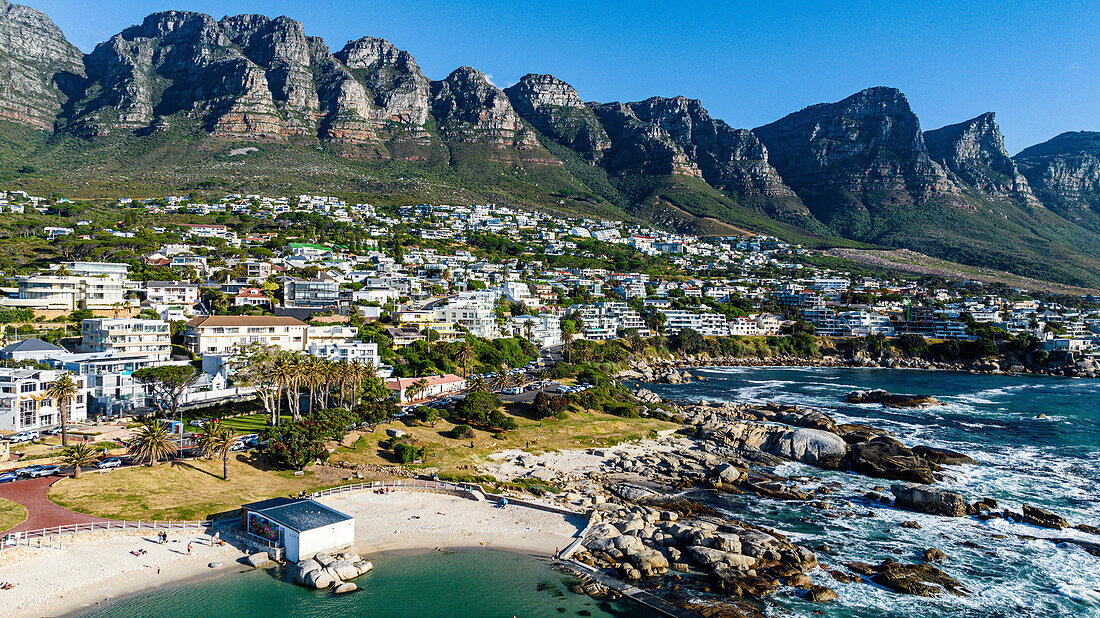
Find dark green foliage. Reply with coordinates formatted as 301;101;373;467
454;391;502;425
451;424;474;439
393;442;425;464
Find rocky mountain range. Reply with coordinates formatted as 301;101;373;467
2;1;1100;286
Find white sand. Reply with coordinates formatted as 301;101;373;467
0;529;243;616
0;489;585;616
316;489;583;555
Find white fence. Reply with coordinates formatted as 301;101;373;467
2;519;210;548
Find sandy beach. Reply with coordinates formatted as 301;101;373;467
0;489;586;616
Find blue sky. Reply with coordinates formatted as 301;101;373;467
28;0;1099;153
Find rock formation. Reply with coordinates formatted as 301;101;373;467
504;73;609;159
0;0;85;129
430;66;542;151
924;112;1040;206
1015;131;1100;214
752;87;961;231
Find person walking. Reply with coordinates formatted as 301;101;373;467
186;541;193;556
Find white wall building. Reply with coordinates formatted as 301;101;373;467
0;368;91;432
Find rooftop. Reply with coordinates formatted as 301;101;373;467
185;316;306;328
248;499;352;532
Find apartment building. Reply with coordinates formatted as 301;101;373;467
45;352;167;416
81;318;172;360
306;341;382;367
184;316;309;355
576;302;650;340
284;276;340;308
145;281;200;306
5;274;135;312
0;368;91;432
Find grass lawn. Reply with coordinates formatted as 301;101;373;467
197;413;283;433
0;497;28;533
49;455;372;521
332;404;678;475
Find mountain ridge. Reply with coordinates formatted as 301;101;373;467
3;3;1100;286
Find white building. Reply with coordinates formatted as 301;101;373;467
82;318;172;360
242;498;355;563
0;368;91;432
4;274;135;312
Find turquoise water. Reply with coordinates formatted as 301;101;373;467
81;550;658;618
643;367;1100;617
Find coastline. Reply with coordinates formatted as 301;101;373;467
2;490;583;617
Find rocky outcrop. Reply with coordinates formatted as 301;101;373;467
1005;504;1069;530
1015;132;1100;214
0;0;85;129
504;74;609;159
847;389;941;408
590;101;702;177
924;112;1040;206
891;483;971;517
292;550;373;589
335;37;431;126
430;67;543;151
848;437;938;484
753;87;962;231
846;559;968;596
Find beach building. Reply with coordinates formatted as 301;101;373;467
386;374;467;403
241;498;354;562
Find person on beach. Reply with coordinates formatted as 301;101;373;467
186;542;192;556
212;531;221;546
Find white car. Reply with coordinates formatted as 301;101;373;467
26;465;60;478
6;430;39;444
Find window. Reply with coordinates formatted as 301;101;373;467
19;399;35;426
20;382;36;393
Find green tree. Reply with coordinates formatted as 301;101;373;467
133;365;199;423
455;391;502;426
60;442;97;479
129;420;177;466
45;373;80;447
197;422;235;480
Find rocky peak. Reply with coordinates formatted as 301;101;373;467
1015;132;1100;213
0;0;85;129
504;74;609;158
335;37;430;125
431;67;539;149
753;87;958;210
924;112;1039;205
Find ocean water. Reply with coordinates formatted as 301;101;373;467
81;549;658;618
642;367;1100;617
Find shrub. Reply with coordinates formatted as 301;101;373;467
451;424;474;439
413;406;438;426
393;442;424;464
487;409;518;431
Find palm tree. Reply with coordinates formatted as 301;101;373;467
129;420;176;466
61;442;97;479
454;341;476;378
196;422;235;480
270;354;293;424
468;374;488;392
413;378;431;402
523;320;535;343
302;356;324;414
46;373;79;447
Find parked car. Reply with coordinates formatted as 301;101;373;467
229;441;247;452
6;430;39;444
15;465;43;477
0;472;16;483
43;427;63;436
95;458;122;469
27;465;60;478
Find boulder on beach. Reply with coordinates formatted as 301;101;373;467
334;582;358;593
911;445;977;466
245;553;270;568
891;484;971;517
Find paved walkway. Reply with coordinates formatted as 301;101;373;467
0;476;103;534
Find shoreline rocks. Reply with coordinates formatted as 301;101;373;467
292;551;373;590
847;390;942;408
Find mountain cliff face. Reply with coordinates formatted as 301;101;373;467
1015;132;1100;213
924;112;1039;206
4;3;1100;286
504;74;609;159
0;0;84;129
430;67;542;151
